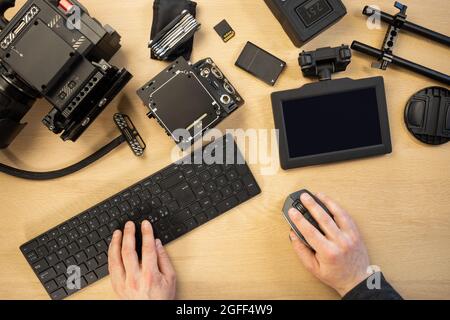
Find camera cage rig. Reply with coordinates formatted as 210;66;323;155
0;0;132;148
351;1;450;85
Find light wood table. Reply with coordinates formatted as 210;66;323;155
0;0;449;300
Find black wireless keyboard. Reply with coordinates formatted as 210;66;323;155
20;135;261;300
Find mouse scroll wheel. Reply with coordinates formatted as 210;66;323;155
293;201;307;214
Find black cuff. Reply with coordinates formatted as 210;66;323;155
342;272;403;300
150;0;197;61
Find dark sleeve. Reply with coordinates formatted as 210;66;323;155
342;272;403;300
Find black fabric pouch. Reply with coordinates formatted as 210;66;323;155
150;0;197;61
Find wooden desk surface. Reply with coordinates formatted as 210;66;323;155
0;0;449;300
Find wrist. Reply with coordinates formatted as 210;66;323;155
336;273;371;297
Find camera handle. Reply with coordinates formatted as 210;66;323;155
0;0;15;30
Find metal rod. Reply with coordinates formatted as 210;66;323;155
351;41;450;85
363;6;450;46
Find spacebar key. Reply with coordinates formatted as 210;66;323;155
216;196;239;213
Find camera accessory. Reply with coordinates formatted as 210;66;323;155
113;113;146;156
271;45;392;170
0;0;132;149
214;19;235;43
264;0;346;47
235;42;286;86
20;134;261;299
149;10;201;61
150;0;197;61
0;113;146;180
137;57;244;149
300;44;351;81
405;87;449;146
352;2;450;85
283;189;333;249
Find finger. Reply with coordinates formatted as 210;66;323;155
155;239;176;280
289;231;319;273
316;193;356;232
121;221;140;276
288;208;329;252
108;230;126;290
300;192;341;239
141;220;160;278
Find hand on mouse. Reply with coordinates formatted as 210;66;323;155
288;193;371;297
108;220;176;300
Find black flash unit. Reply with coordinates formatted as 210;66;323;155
264;0;347;47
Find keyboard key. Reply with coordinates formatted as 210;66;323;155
237;190;249;202
56;248;69;260
189;202;202;215
95;264;109;278
77;224;89;235
85;246;97;259
200;197;213;209
217;175;228;186
206;207;219;219
33;259;49;272
67;229;79;241
167;201;179;212
171;225;187;237
96;253;108;266
88;218;100;230
77;236;90;248
86;258;99;271
75;251;87;264
88;231;100;244
171;182;196;206
67;242;79;255
205;181;217;192
39;268;57;282
44;280;58;293
50;288;67;300
194;187;206;198
195;214;208;225
36;245;49;257
185;218;198;230
55;274;67;287
216;196;239;213
85;271;98;284
95;240;108;253
26;251;39;263
54;261;66;275
221;186;233;198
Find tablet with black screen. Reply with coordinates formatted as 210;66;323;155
271;77;392;169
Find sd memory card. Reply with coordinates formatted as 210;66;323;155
214;19;235;42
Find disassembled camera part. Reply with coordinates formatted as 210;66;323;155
137;57;244;150
299;44;352;81
214;19;235;43
264;0;347;47
0;0;132;149
149;10;201;61
113;113;147;156
235;41;286;86
352;1;450;85
404;87;449;146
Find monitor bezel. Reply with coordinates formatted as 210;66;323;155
271;77;392;170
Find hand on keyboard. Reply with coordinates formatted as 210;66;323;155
108;220;176;300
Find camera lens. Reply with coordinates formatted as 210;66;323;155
0;68;38;148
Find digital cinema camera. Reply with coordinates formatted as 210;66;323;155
0;0;132;149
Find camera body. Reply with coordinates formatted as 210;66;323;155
0;0;132;148
137;57;244;149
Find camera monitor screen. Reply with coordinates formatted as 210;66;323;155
272;77;392;169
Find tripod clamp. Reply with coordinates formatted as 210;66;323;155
370;1;407;70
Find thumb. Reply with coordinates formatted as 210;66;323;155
155;239;176;280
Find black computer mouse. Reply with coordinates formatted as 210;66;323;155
282;189;333;249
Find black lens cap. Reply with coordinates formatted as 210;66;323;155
404;86;449;145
